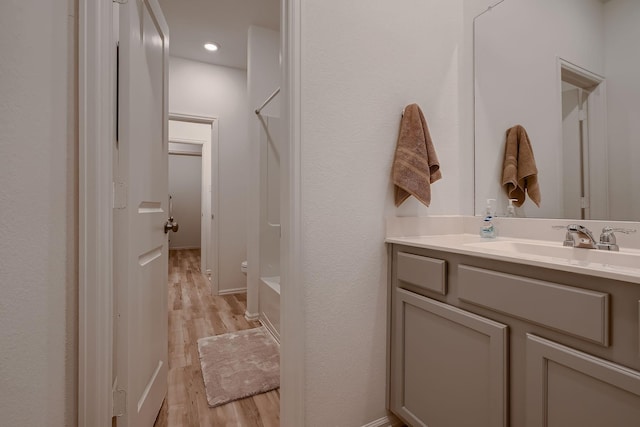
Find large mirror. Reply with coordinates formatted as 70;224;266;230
474;0;639;221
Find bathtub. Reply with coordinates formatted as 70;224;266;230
259;276;280;342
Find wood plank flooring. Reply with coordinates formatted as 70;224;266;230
154;249;280;427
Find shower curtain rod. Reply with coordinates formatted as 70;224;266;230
255;87;281;115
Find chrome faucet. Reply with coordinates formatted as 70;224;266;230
563;224;598;249
555;224;637;250
597;226;637;251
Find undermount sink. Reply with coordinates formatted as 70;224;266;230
464;239;640;270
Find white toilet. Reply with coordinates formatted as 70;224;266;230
241;260;248;275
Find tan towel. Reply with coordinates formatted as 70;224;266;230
501;125;541;207
392;104;442;207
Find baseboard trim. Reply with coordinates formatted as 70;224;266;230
218;287;247;296
260;313;281;344
245;311;260;322
168;246;200;250
361;414;402;427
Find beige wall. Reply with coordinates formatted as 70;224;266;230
605;0;640;220
299;0;469;424
0;0;78;425
169;152;202;249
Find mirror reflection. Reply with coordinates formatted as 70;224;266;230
474;0;640;220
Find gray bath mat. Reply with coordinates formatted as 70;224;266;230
197;327;280;408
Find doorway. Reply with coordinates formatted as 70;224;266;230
559;59;608;220
168;116;219;293
78;0;303;425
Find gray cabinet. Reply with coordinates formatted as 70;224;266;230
388;244;640;427
390;288;508;427
526;334;640;427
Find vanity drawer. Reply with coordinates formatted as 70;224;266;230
458;265;609;346
396;252;447;295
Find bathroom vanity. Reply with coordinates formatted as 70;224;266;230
383;1;640;424
386;234;640;427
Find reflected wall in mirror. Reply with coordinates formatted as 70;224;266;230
474;0;640;220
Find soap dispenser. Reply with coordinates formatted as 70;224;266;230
479;215;496;238
506;199;517;217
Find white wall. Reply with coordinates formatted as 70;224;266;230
169;57;249;292
248;26;281;118
247;25;281;315
169;149;202;249
299;1;466;424
0;0;77;425
604;0;640;220
474;0;605;218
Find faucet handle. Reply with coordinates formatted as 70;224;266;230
600;226;636;245
602;226;637;235
598;226;636;251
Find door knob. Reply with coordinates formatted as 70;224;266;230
164;216;179;234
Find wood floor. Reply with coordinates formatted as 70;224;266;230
154;249;280;427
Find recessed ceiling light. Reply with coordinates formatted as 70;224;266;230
204;43;219;52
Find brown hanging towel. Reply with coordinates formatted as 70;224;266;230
501;124;541;207
392;103;442;207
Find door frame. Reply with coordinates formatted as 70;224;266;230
279;0;305;424
168;113;220;294
556;57;609;220
78;0;115;425
79;1;305;426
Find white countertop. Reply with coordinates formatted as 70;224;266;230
386;233;640;285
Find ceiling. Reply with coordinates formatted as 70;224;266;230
158;0;280;70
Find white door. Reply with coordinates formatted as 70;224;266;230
114;0;169;425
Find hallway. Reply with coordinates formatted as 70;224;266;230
154;249;280;427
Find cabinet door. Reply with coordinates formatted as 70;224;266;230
390;288;508;427
526;334;640;427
